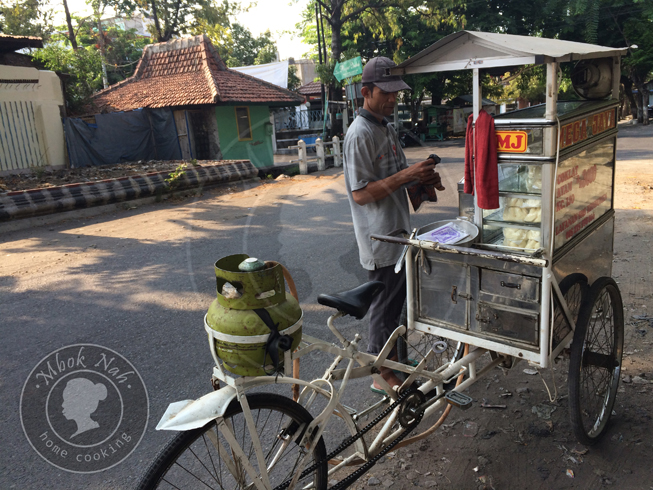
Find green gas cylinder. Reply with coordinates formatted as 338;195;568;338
206;254;302;376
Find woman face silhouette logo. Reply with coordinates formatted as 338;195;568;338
61;378;108;438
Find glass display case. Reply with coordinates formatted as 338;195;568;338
480;164;544;252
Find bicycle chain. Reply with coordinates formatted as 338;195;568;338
274;388;423;490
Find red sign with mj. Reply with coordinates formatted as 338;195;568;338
496;131;528;153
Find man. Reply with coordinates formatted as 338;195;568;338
343;56;445;393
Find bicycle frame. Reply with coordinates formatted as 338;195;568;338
158;315;504;487
155;270;578;490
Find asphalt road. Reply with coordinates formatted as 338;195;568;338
0;140;465;489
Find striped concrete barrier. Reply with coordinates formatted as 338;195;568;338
0;160;257;222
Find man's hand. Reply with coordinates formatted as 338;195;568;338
351;159;444;206
406;159;445;191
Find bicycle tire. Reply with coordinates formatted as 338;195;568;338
137;393;328;490
552;273;589;350
568;277;624;446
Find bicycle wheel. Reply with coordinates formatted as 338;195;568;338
137;393;328;490
552;273;589;350
396;301;463;374
568;277;624;446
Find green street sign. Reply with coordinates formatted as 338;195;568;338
333;56;363;82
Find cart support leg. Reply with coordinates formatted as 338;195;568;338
545;62;558;120
540;271;553;368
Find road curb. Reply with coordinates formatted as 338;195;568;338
0;161;258;223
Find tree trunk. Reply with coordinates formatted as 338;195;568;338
410;92;423;127
62;0;77;50
150;0;164;42
642;89;650;126
331;21;342;63
96;18;108;89
633;77;645;123
622;76;638;119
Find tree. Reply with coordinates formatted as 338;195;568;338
296;1;469;128
0;0;54;40
539;0;653;124
33;43;103;111
608;2;653;124
134;0;235;43
33;19;149;112
288;64;301;91
299;1;460;64
102;26;150;82
212;23;279;67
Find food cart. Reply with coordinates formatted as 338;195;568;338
383;31;628;445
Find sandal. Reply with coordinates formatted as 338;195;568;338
370;384;399;396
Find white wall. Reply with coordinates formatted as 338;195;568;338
0;65;66;172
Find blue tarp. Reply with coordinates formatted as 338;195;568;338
64;108;181;168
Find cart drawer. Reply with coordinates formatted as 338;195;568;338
476;302;539;346
418;259;468;329
480;270;540;302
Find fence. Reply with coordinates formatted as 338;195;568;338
273;109;324;131
0;100;45;172
288;136;343;174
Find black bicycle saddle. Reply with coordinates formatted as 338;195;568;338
317;281;385;319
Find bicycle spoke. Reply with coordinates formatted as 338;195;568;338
201;431;220;485
163;458;219;490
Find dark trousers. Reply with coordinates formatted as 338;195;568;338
367;265;407;355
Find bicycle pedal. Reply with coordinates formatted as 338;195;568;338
444;391;473;410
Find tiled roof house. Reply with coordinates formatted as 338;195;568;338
297;81;322;97
89;35;303;167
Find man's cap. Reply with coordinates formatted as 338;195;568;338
362;57;411;92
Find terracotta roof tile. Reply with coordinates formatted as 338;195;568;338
298;81;322;96
91;35;302;113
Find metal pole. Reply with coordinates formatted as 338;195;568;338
472;68;482;232
472;68;480;122
611;56;621;102
545;62;558;120
315;2;325;116
544;61;559;155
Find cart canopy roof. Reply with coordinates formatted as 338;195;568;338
393;31;628;75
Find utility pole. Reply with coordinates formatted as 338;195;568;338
315;2;325;117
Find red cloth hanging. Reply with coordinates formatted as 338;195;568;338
464;110;499;210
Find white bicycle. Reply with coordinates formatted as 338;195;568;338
135;277;501;490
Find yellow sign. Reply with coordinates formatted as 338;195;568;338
559;108;615;150
496;131;528;153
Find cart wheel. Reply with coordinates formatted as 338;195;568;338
552;273;589;350
568;277;624;445
397;300;463;376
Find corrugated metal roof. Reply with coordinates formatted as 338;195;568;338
395;31;628;74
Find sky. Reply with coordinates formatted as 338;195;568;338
47;0;312;60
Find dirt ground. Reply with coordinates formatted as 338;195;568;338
347;123;653;490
